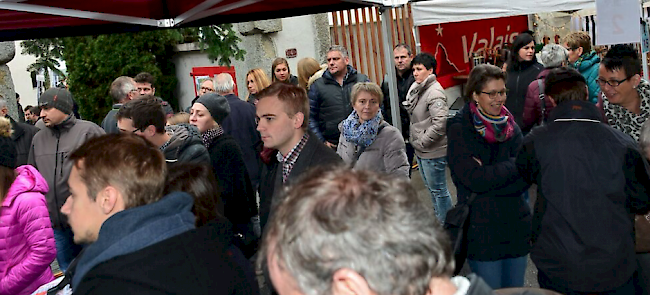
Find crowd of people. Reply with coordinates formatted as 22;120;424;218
0;29;649;295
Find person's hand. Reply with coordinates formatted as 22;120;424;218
472;157;482;166
325;141;336;149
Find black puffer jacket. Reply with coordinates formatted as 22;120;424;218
9;116;39;166
308;66;369;144
163;124;210;165
447;103;531;261
506;60;544;128
516;100;650;292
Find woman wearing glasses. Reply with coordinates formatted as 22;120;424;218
447;64;531;289
505;33;544;129
600;44;650;141
404;52;452;222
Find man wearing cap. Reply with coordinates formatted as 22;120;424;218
28;87;105;273
116;95;210;165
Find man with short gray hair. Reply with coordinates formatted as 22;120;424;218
215;73;262;188
308;45;369;148
102;76;138;134
261;166;515;295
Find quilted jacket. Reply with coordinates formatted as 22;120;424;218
0;165;55;295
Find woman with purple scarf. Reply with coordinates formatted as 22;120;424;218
446;64;532;289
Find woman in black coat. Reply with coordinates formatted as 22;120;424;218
446;64;531;289
190;93;258;257
505;33;544;129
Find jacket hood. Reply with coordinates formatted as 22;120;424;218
3;165;49;207
447;102;470;130
72;191;195;288
574;51;600;72
164;123;203;159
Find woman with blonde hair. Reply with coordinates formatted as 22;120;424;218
336;82;409;178
271;58;298;86
246;68;271;105
297;57;327;90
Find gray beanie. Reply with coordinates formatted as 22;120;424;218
196;93;230;124
540;44;569;68
39;88;74;115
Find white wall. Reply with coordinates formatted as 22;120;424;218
7;41;38;108
272;15;320;71
173;15;323;111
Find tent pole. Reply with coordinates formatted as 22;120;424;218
380;6;402;134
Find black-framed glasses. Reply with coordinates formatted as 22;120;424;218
596;76;632;87
200;87;214;92
480;89;508;98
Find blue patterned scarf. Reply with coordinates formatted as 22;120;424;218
341;110;383;148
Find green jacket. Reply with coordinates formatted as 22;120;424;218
572;51;601;104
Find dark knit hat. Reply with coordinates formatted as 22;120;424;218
39;87;74;115
196;93;230;124
0;117;16;169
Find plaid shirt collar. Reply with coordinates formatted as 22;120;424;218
277;133;310;183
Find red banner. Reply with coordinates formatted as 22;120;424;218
418;16;529;88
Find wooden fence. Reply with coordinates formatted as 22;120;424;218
329;4;415;84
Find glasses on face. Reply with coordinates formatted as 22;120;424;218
596;76;632;87
201;87;214;92
480;89;508;99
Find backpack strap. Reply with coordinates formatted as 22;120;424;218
537;79;546;125
351;125;387;167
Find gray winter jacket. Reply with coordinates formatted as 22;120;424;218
337;120;409;179
404;74;449;159
163;123;210;165
29;115;105;229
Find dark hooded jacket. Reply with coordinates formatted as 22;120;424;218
163;123;210;165
516;100;650;292
72;192;259;295
308;65;370;145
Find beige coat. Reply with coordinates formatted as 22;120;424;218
404;74;448;159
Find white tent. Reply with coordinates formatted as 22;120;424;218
412;0;595;26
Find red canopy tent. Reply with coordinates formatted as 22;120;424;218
0;0;396;41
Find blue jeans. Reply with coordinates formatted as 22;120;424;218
417;156;452;222
53;228;83;273
468;256;527;289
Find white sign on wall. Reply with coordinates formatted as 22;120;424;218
596;0;642;45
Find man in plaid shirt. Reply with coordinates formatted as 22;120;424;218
256;82;342;233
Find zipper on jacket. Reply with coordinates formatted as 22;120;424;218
54;133;62;228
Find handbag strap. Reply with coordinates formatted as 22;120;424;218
466;192;478;205
351;125;386;167
537;78;546;125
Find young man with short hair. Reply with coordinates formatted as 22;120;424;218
61;134;259;295
256;82;341;232
116;95;209;165
517;67;650;294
